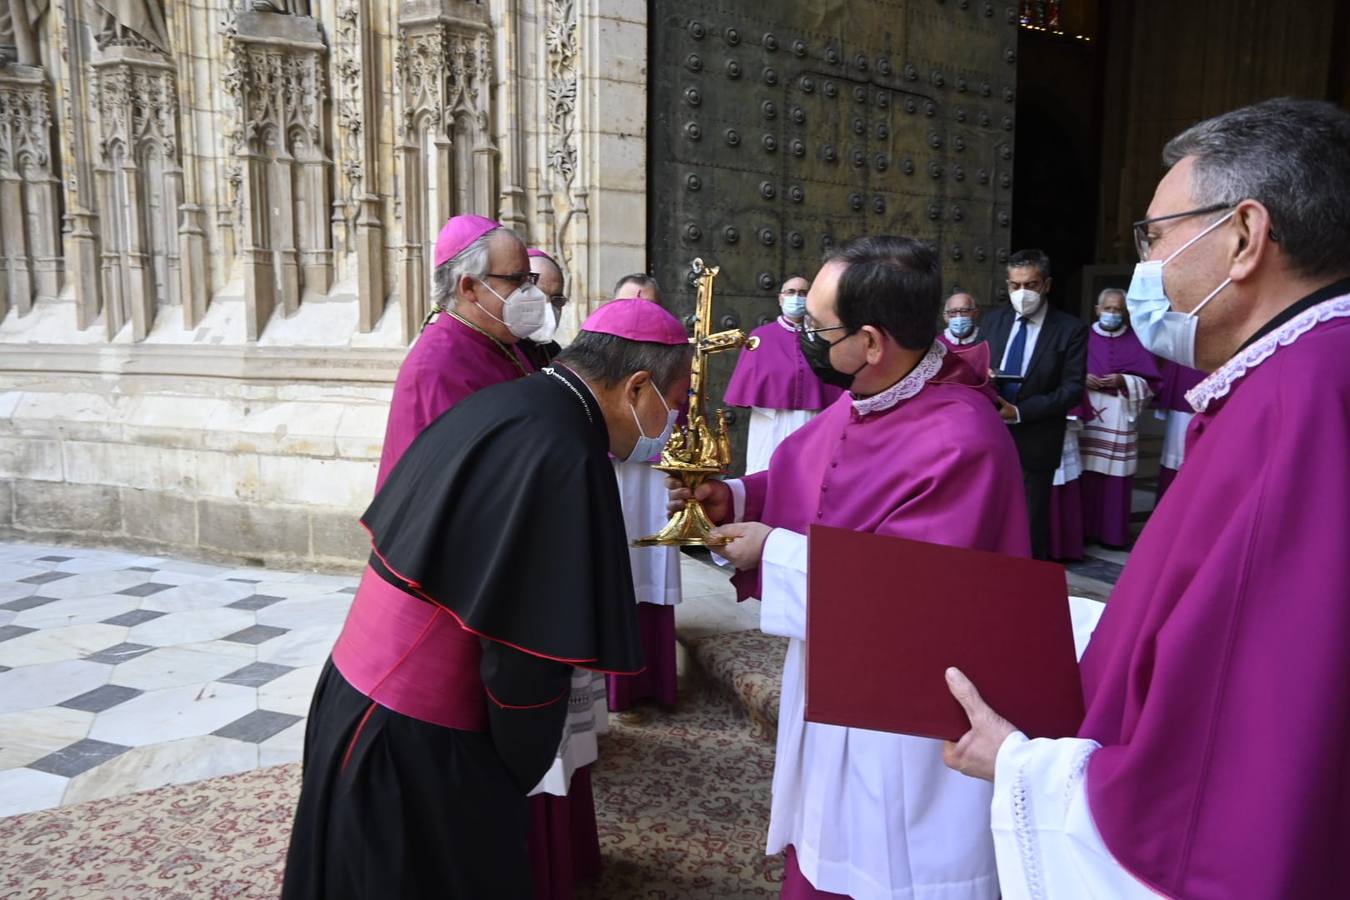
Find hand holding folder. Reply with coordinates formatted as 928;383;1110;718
804;525;1085;742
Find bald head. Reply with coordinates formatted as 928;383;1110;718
943;292;978;321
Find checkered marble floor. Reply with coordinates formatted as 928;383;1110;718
0;541;355;818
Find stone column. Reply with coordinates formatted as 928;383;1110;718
55;0;104;331
223;9;331;340
394;0;495;343
0;63;60;321
90;46;184;340
334;0;386;333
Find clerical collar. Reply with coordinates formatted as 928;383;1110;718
943;326;981;344
778;315;801;332
1237;274;1350;352
851;342;947;417
1092;322;1130;338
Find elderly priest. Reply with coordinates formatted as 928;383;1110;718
944;98;1350;899
282;300;693;899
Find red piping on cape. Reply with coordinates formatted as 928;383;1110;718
360;522;647;677
485;684;570;710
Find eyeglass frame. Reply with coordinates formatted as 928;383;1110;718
1132;201;1282;262
795;313;852;344
482;271;541;287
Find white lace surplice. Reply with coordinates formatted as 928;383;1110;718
990;598;1157;899
528;669;608;797
1080;375;1153;478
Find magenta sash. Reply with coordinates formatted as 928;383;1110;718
332;566;488;732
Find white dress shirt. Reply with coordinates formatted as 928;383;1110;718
998;300;1049;375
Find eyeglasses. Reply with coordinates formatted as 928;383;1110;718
945;308;977;317
1132;203;1233;261
484;271;541;287
780;289;808;298
796;314;850;344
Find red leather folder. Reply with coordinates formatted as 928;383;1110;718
805;524;1084;742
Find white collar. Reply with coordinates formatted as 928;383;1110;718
1016;301;1050;326
777;315;801;332
1186;293;1350;413
851;342;947;416
1092;322;1130;338
943;325;981;344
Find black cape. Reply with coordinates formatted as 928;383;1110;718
362;364;644;674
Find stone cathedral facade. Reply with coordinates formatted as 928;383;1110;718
0;0;648;565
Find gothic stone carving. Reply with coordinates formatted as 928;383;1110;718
334;1;385;332
224;9;332;340
0;65;62;321
91;48;183;339
91;0;170;54
1;0;48;67
394;0;496;340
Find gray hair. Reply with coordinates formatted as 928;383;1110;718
1163;98;1350;280
552;331;693;391
1096;287;1126;307
431;226;517;311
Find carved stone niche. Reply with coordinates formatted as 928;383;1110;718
225;10;332;341
0;63;62;323
395;0;497;342
90;45;185;340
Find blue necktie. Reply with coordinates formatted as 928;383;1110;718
999;316;1028;403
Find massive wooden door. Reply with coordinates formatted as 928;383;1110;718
649;0;1018;471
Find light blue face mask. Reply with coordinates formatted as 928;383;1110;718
1126;210;1235;368
625;381;678;462
781;293;807;319
948;316;974;338
1098;312;1124;332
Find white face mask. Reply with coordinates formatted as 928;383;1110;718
780;293;807;319
477;279;552;340
1009;288;1042;317
1125;210;1234;368
625;381;678;463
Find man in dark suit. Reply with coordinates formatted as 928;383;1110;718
983;249;1088;560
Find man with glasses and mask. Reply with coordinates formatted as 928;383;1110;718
669;236;1028;900
983;250;1089;560
375;215;554;491
284;300;693;899
724;275;844;474
520;248;569;368
939;291;986;350
944;98;1350;899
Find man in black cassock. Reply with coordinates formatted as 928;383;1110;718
281;299;694;899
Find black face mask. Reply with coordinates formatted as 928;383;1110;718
798;327;866;390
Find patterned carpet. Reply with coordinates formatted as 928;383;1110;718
686;630;787;743
0;687;781;899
